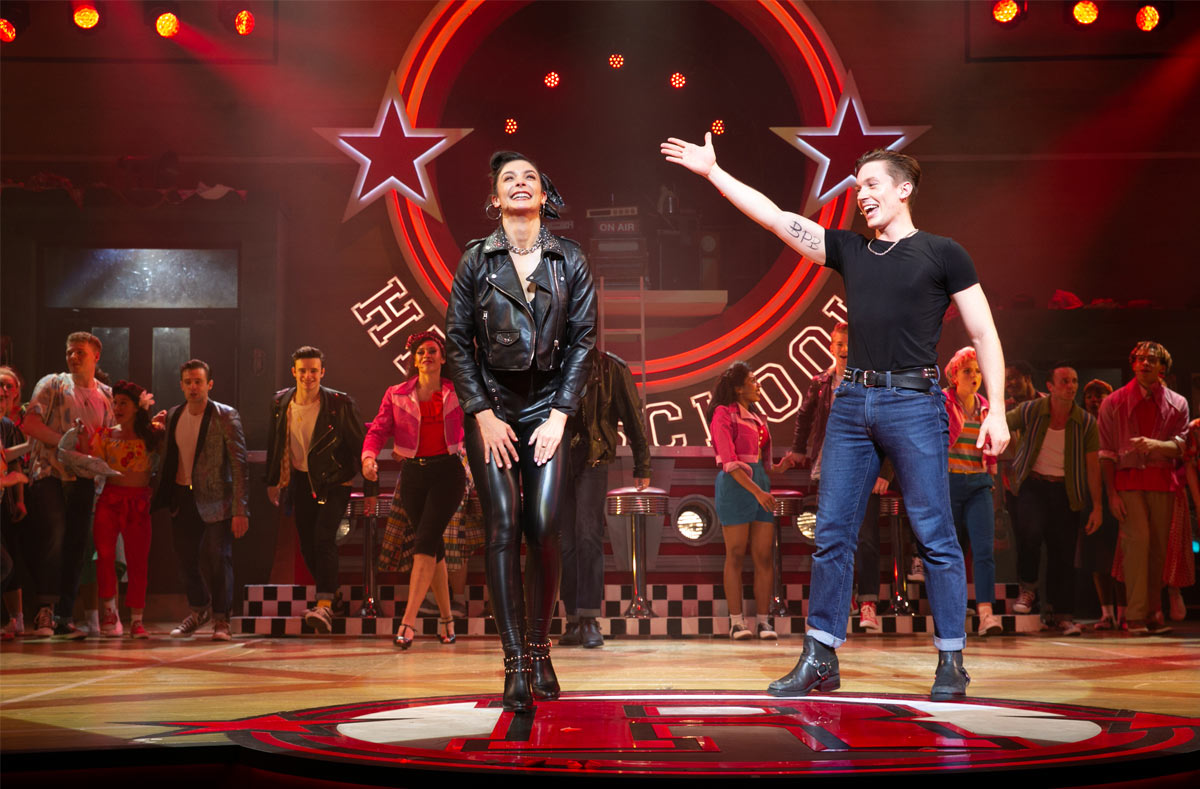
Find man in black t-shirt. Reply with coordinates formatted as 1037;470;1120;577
663;134;1009;700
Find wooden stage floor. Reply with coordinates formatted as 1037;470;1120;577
3;623;1197;755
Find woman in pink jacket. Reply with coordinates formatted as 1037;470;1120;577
708;362;787;640
363;331;466;648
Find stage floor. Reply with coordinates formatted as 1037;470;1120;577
3;625;1198;783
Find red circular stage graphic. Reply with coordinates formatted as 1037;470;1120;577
155;691;1200;780
388;0;851;393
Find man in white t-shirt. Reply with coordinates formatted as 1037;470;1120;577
22;332;114;637
1005;365;1102;635
152;359;249;642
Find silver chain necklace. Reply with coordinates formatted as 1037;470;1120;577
867;229;918;256
507;227;549;256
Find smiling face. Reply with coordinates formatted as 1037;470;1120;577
112;393;138;428
854;161;912;233
411;340;444;378
292;357;325;396
491;159;547;217
735;371;761;405
828;329;849;375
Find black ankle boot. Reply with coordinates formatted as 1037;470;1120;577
503;654;535;713
528;640;560;700
767;635;840;696
930;650;970;700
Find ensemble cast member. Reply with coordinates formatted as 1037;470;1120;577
266;346;374;634
942;347;1002;637
445;151;596;712
153;360;250;642
1081;379;1125;630
1097;341;1188;634
1;366;29;639
559;348;650;649
362;331;465;648
89;380;163;638
708;362;788;639
663;133;1008;699
22;332;114;638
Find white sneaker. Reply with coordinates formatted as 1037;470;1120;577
305;605;333;634
730;622;753;640
170;609;211;638
907;557;925;583
859;602;880;631
757;620;778;640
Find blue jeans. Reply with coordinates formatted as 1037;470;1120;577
808;381;966;651
948;472;995;605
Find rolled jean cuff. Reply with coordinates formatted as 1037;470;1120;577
806;628;844;649
576;607;601;617
934;636;965;651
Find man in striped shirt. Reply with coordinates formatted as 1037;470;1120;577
1005;365;1102;635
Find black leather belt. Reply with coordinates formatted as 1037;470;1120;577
405;454;458;466
843;366;939;392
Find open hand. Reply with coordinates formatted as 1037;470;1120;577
477;410;520;468
529;410;567;466
661;132;716;177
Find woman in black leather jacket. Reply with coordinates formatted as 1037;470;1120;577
445;151;596;713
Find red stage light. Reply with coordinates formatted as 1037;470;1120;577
544;71;560;88
669;72;686;89
156;12;180;37
711;120;725;136
1135;4;1160;31
504;118;518;135
0;19;15;43
1071;1;1099;25
608;53;624;69
73;4;100;30
234;9;254;35
991;0;1025;25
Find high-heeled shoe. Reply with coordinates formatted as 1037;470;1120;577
394;622;414;650
528;640;560;700
438;617;456;645
502;654;535;713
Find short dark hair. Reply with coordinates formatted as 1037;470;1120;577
488;150;541;198
179;359;211;380
292;346;325;364
66;331;102;354
1007;360;1034;380
854;149;921;203
1047;362;1076;385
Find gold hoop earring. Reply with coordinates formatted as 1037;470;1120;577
485;204;502;221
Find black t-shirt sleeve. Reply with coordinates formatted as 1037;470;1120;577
823;229;857;276
940;237;979;296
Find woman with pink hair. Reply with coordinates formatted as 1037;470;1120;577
943;347;1001;637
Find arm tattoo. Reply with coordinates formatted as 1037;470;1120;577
787;221;821;250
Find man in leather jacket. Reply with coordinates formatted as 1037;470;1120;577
264;346;375;634
560;349;651;648
153;359;249;641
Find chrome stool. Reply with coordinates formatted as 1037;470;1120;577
769;489;806;617
607;486;668;618
879;493;913;616
347;492;392;619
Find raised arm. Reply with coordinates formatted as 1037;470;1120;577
661;132;827;264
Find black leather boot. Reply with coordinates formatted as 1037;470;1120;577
767;635;840;696
528;640;560;700
930;650;970;700
580;617;604;648
558;621;581;646
503;654;535;713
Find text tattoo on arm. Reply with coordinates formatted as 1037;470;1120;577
787;222;821;250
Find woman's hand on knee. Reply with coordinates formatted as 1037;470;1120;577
529;409;568;466
477;409;519;468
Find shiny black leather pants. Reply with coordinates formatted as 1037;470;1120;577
464;371;570;657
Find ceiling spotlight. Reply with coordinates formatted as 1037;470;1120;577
991;0;1027;27
1134;3;1171;31
72;2;101;30
504;118;518;135
711;119;726;136
608;53;624;69
669;71;686;89
544;71;560;88
145;3;180;38
0;2;31;43
1070;1;1100;26
217;2;255;35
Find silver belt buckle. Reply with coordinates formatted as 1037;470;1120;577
861;369;877;387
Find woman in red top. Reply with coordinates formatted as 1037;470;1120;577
363;331;466;648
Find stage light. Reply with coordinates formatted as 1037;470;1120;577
504;118;518;134
711;119;725;135
669;71;686;89
1135;4;1160;31
0;2;30;43
1071;1;1099;25
145;3;180;38
544;71;560;88
608;53;624;69
217;2;254;35
156;12;179;37
73;3;100;30
991;0;1027;26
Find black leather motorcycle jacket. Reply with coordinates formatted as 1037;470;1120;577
446;227;597;417
264;385;379;499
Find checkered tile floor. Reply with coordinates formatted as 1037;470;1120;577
233;582;1044;637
